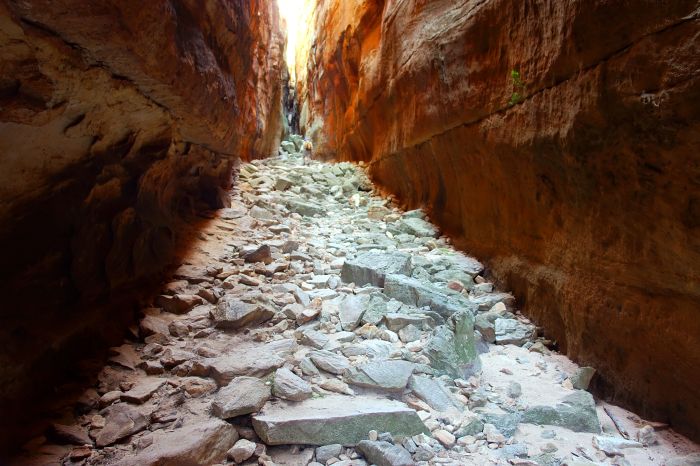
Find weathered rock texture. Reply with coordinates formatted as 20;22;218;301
297;0;700;439
0;0;284;449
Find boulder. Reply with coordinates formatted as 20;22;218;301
384;274;476;321
199;353;285;386
211;377;271;419
96;404;148;447
315;444;343;463
356;440;414;466
120;378;165;404
339;294;370;331
345;360;416;392
286;199;324;216
308;350;351;375
273;368;313;401
341;252;412;287
408;375;462;412
384;313;433;332
156;294;204;314
422;310;481;379
494;318;536;346
252;395;429;446
522;390;601;433
571;366;596;391
228;438;258;463
114;419;237;466
243;245;273;264
49;423;92;446
213;297;274;329
398;217;438;238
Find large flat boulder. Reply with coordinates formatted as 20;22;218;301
522;390;601;433
252;395;428;446
384;274;476;321
341;252;412;287
196;352;285;386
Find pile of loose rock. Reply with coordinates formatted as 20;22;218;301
13;138;700;466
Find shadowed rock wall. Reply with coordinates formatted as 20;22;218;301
0;0;284;448
297;0;700;439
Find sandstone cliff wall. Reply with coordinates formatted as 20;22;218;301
0;0;284;445
297;0;700;439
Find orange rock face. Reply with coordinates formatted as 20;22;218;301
0;0;283;448
297;0;700;439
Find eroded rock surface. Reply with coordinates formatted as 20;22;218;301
296;0;700;439
0;0;285;449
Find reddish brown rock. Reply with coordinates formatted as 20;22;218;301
0;0;284;453
297;0;700;440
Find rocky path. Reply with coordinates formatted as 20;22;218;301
14;139;700;466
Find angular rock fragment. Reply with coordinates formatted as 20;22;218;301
474;314;496;343
422;309;480;378
108;344;142;370
356;440;414;466
96;404;148;447
408;375;462;412
280;141;296;153
342;339;394;359
204;353;285;386
121;378;165;404
308;350;351;375
299;329;330;349
361;296;389;325
156;293;203;314
212;376;271;419
495;318;536;345
384;313;433;332
243;244;272;263
341;252;412;287
315;444;343;463
398;217;439;238
213;296;274;329
345;360;415;392
180;377;217;398
384;274;475;321
286;199;324;216
114;419;236;466
252;395;429;446
571;366;596;390
339;294;370;330
273;368;312;401
522;390;601;433
229;439;258;463
593;435;642;456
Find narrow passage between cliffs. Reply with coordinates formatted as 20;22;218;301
13;137;700;466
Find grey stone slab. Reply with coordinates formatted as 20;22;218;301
252;395;428;446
